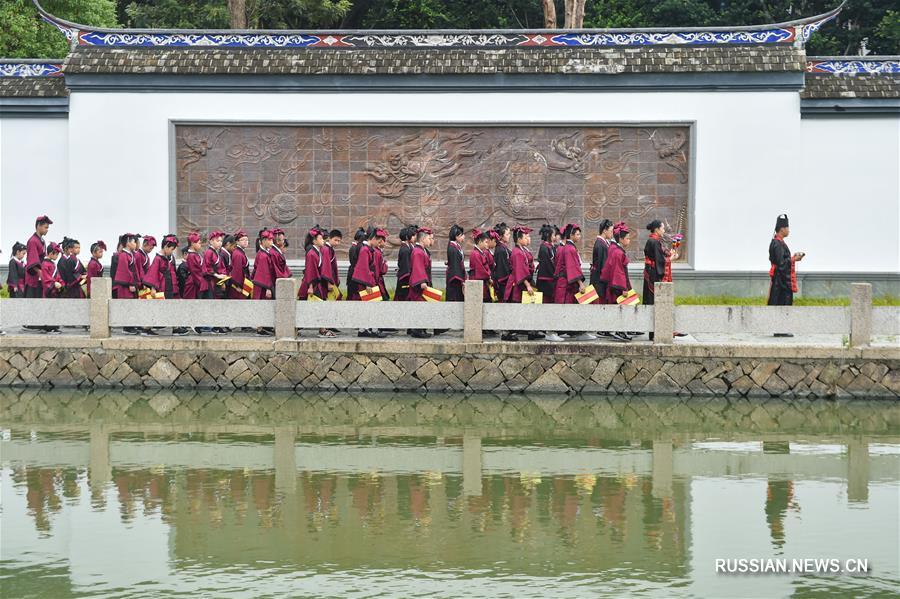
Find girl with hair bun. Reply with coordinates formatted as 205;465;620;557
600;222;634;342
445;224;466;302
6;242;27;298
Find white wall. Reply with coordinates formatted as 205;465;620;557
801;117;900;273
64;90;811;272
0;118;69;254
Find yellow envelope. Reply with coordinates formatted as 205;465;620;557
423;286;443;302
521;291;543;305
308;294;323;302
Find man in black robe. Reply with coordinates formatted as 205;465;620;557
768;214;804;337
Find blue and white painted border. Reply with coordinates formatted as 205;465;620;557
806;59;900;75
0;62;63;77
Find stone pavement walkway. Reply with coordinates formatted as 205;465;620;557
2;326;897;349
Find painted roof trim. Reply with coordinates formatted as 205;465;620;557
34;0;845;49
806;57;900;74
0;60;64;77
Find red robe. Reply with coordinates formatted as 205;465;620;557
323;243;341;299
599;241;632;304
270;245;292;279
251;248;275;300
552;241;584;304
144;254;178;298
298;246;329;300
229;246;250;300
375;247;390;299
504;245;535;303
203;246;223;295
468;247;494;302
349;243;377;301
113;250;139;299
407;244;432;302
181;251;207;299
40;258;62;298
135;249;151;287
24;233;45;292
86;257;103;297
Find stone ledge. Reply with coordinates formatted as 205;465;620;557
0;334;885;360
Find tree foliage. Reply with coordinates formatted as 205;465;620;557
3;0;897;58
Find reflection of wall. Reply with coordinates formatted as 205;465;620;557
175;125;691;263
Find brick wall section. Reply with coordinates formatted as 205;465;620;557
801;74;900;98
1;347;896;398
62;45;805;76
0;78;68;97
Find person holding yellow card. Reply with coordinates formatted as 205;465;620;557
504;226;545;341
407;227;435;339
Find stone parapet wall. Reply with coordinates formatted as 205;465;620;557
1;338;896;398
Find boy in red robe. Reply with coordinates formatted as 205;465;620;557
270;228;292;280
394;225;416;301
553;223;596;342
298;227;337;338
407;227;435;339
58;237;86;299
229;230;251;300
86;241;106;297
504;226;545;341
41;242;64;300
599;222;634;342
25;215;52;300
252;229;276;336
113;233;142;335
181;232;207;300
350;227;387;338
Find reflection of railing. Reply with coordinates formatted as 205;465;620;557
1;279;894;346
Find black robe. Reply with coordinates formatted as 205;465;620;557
6;258;25;298
109;252;119;299
346;242;361;296
642;236;667;305
492;243;512;303
445;242;466;302
536;242;556;300
590;237;610;298
394;242;412;301
768;236;793;306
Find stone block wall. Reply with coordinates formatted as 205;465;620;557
0;342;896;398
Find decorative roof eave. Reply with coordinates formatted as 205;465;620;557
806;57;900;74
34;0;845;50
0;59;64;77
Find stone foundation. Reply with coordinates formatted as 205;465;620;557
0;338;896;398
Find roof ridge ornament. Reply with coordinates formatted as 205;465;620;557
33;0;846;50
806;57;900;75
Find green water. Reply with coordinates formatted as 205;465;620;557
1;389;898;598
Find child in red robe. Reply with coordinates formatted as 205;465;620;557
505;226;544;341
229;230;251;300
25;215;52;299
394;225;416;302
298;227;337;338
41;242;64;299
270;228;292;280
599;222;634;342
445;224;466;302
350;227;387;338
406;227;435;339
86;241;106;297
251;229;276;336
181;232;207;300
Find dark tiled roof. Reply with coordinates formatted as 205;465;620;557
0;77;68;97
801;74;900;98
63;45;805;75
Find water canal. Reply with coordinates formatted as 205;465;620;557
1;389;898;597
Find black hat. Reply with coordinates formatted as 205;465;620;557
775;214;789;231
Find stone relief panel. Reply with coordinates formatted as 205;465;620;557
175;125;691;262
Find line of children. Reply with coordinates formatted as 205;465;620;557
9;213;704;342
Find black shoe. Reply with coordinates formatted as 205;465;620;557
598;331;615;338
774;333;794;338
328;328;340;334
256;328;274;336
173;327;189;336
123;327;140;336
433;329;448;336
527;332;545;340
483;330;498;338
240;327;256;333
372;330;388;338
410;330;432;339
358;330;373;338
143;328;158;336
612;332;631;342
501;333;519;341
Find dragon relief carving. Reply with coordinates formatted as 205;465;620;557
226;133;284;166
547;130;621;176
643;128;688;183
365;130;480;199
314;128;382;151
179;128;224;171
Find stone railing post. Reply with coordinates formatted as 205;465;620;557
463;280;483;344
90;277;111;339
653;281;674;345
275;278;297;339
850;282;872;348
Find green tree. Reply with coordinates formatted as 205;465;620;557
0;0;118;58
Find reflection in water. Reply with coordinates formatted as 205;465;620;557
1;388;898;597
